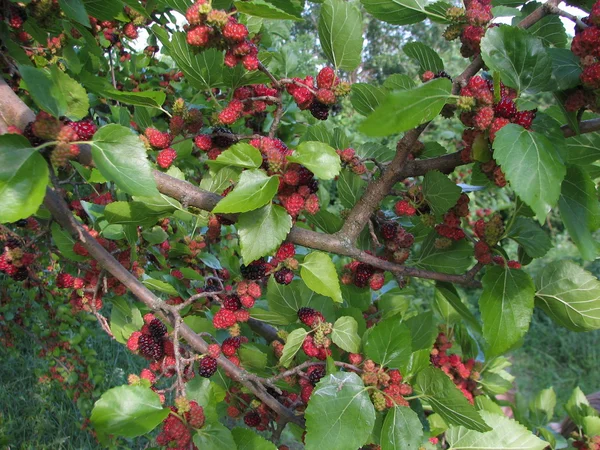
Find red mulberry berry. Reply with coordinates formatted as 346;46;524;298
145;128;172;149
195;134;213;151
198;356;218;377
69;119;97;140
317;67;336;89
156;147;177;169
213;308;237;329
243;410;261;427
298;307;324;327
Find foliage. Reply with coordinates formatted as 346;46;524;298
0;0;600;448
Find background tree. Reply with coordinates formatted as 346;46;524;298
1;0;600;449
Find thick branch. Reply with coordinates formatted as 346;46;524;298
338;125;427;243
561;117;600;137
43;186;304;428
0;79;35;133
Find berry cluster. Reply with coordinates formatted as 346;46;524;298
565;0;600;112
573;435;600;450
194;127;237;160
295;307;332;361
298;364;327;404
443;0;493;57
337;148;367;175
156;401;205;449
341;261;386;290
248;137;320;217
211;282;261;331
269;242;298;285
434;193;471;245
0;237;34;281
15;112;98;167
184;0;259;71
127;315;171;361
378;221;415;265
217;84;280;126
284;67;350;120
430;333;481;403
360;360;413;411
458;76;536;187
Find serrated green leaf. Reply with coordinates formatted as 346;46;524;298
480;25;552;93
381;406;424;450
193;422;236;450
0;135;49;224
446;411;546;449
360;78;452;137
59;0;91;27
238;203;292;265
422;170;462;218
364;317;412;369
331;316;361;353
535;260;600;332
338;170;367;208
300;251;343;303
558;166;600;261
90;385;169;437
361;0;448;24
318;0;363;71
212;170;278;214
266;277;330;323
415;232;473;274
287;141;341;180
208;143;263;169
492;124;566;222
415;367;491;432
280;328;308;368
91;125;159;197
404;42;444;73
234;0;302;20
507;217;552;258
479;267;535;358
305;372;375;450
350;83;387;116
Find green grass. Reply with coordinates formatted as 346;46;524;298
0;331;147;449
511;309;600;417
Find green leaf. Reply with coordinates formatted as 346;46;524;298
331;316;361;353
566;387;599;427
364;317;412;369
51;223;87;262
59;0;91;27
535;260;600;332
238;203;292;265
153;27;224;90
280;328;308;368
234;0;302;20
414;367;491;432
0;135;49;224
212;170;278;214
82;0;123;21
360;78;452;137
209;143;263;169
338;170;367;208
361;0;448;24
90;385;170;437
506;217;552;258
415;231;473;274
80;73;166;109
404;42;444;73
446;411;547;449
566;132;600;165
238;344;268;371
405;312;436;351
305;372;375;450
558;166;600;261
350;83;387;116
231;427;277;450
527;15;567;48
193;422;237;450
300;251;343;303
266;277;329;323
383;73;416;90
529;387;556;425
583;416;600;437
422;170;462;218
380;406;424;450
480;25;552;93
141;226;168;245
104;201;174;227
91;125;158;197
142;278;178;296
318;0;363;71
287;141;341;180
435;282;482;333
19;65;89;120
549;48;582;90
479;267;535;358
492;124;566;222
